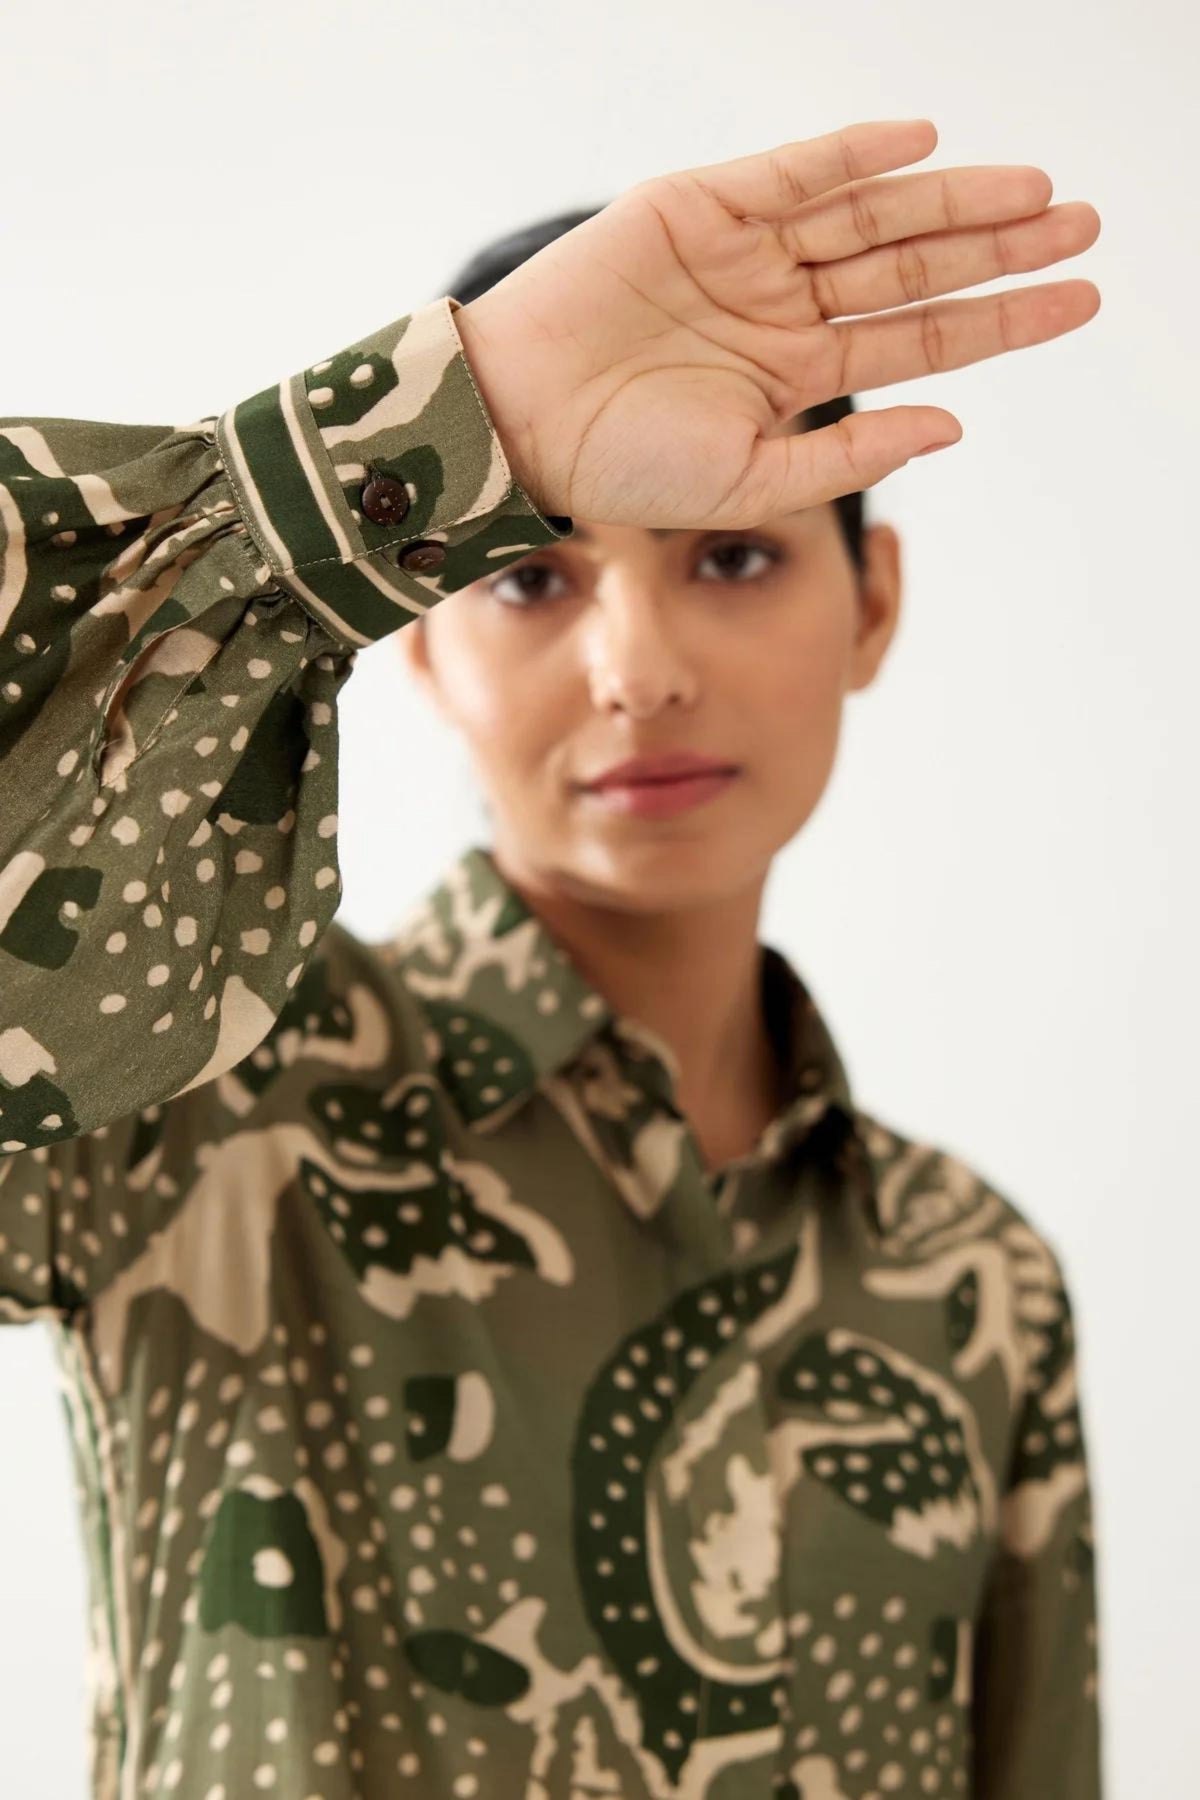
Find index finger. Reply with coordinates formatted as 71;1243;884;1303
673;119;942;220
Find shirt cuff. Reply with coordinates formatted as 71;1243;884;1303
213;294;573;651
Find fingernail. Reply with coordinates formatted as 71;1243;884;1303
914;436;961;457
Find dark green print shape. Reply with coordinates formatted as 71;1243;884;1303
571;1243;804;1785
302;1078;538;1286
0;864;102;970
776;1333;979;1536
199;1490;328;1639
404;1630;530;1706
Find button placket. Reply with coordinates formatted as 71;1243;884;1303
606;1017;796;1782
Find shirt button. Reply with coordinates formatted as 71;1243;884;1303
395;540;446;573
360;470;410;527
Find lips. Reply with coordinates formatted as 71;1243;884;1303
583;753;738;790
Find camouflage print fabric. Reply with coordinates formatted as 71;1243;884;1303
0;298;1101;1798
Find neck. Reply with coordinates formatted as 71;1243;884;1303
487;839;787;1167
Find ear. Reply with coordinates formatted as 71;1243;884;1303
846;522;902;693
394;615;445;715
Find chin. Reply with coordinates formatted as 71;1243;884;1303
563;830;768;904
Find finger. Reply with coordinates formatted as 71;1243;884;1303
727;406;965;521
821;278;1101;401
811;202;1102;320
674;119;940;219
777;164;1054;265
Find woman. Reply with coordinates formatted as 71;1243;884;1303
0;121;1103;1798
401;200;888;1183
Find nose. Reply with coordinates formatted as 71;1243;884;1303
585;574;697;717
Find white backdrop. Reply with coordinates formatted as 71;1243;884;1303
2;1;1196;1793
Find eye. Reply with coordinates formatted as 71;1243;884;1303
485;535;784;610
695;538;782;582
487;562;568;608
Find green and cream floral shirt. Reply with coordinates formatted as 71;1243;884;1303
0;295;1102;1799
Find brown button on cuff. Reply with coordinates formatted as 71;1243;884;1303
215;297;576;652
395;540;447;574
360;471;411;527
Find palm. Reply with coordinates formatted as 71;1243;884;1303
459;120;1101;527
506;201;843;523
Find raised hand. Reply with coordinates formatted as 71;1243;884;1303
454;118;1101;528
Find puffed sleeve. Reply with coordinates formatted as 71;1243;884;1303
971;1250;1105;1797
0;295;572;1167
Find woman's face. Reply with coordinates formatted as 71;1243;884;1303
397;495;902;914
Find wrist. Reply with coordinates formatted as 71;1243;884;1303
453;296;551;516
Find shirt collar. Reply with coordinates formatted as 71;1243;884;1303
390;843;880;1233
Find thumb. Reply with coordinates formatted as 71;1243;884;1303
730;407;963;521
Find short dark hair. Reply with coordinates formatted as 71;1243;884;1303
438;205;866;576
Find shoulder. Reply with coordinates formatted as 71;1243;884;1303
220;915;429;1100
849;1100;1075;1300
848;1104;1085;1422
851;1102;1064;1249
